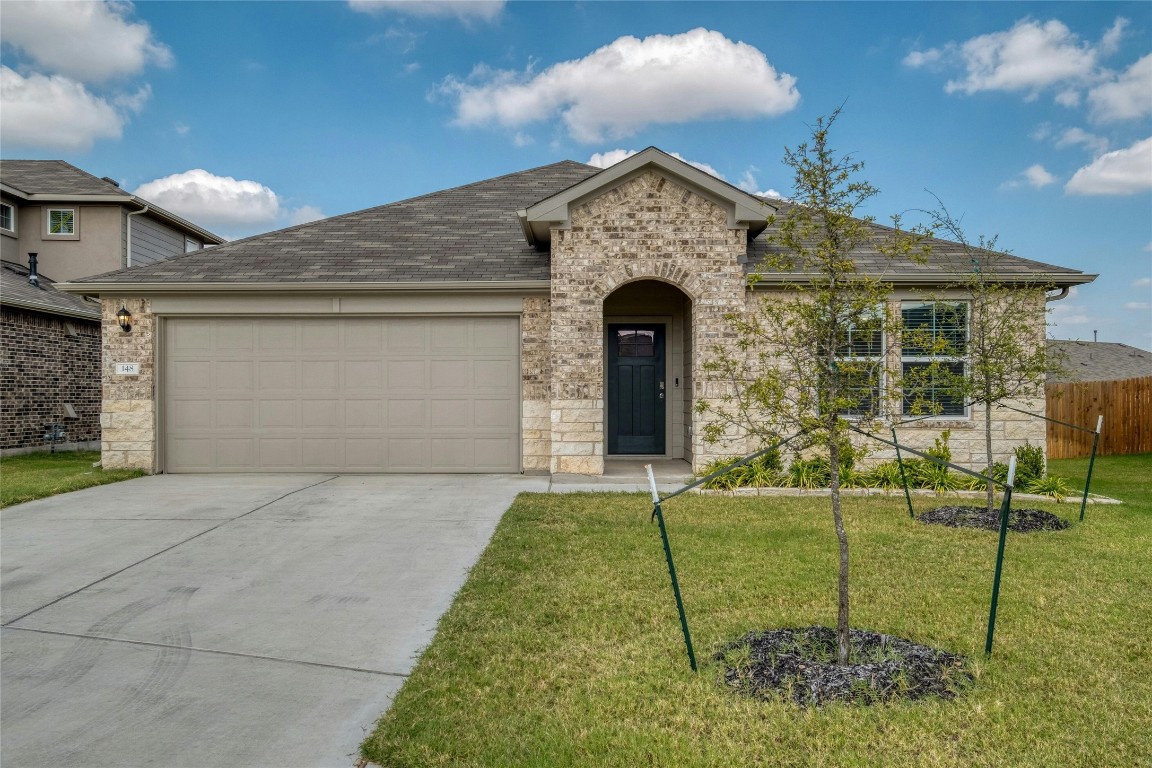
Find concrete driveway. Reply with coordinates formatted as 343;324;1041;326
1;473;548;768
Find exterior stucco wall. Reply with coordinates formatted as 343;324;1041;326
100;298;156;470
17;205;124;282
547;170;747;474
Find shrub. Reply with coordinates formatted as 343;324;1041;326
1024;474;1071;502
1013;442;1046;485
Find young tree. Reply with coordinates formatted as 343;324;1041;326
699;110;921;665
909;202;1063;512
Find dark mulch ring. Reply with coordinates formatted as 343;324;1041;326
917;505;1070;533
715;626;972;707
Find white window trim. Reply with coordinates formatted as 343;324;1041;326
45;207;78;239
900;300;970;418
0;202;14;234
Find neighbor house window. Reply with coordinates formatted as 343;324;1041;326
901;301;968;416
185;237;201;253
0;202;14;233
47;208;76;236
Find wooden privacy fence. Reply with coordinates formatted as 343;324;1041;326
1046;375;1152;458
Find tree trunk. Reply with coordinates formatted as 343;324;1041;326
829;436;851;665
985;400;995;512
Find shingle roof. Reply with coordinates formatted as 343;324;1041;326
63;157;1090;287
745;200;1086;282
1;160;127;196
71;161;602;284
1047;340;1152;383
0;261;101;320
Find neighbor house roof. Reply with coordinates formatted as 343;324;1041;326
1047;340;1152;383
0;261;101;321
58;153;1095;291
0;160;225;245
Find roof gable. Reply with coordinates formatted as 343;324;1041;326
519;147;776;247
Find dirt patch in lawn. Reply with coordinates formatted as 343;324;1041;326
716;626;971;707
917;505;1070;533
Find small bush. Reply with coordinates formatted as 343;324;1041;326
1014;442;1046;485
1024;474;1072;502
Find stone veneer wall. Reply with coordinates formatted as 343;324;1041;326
737;290;1047;470
521;296;552;472
100;297;156;470
548;170;748;474
1;307;101;451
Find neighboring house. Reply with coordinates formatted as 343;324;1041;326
1;160;225;453
0;260;102;452
59;149;1096;475
1046;340;1152;383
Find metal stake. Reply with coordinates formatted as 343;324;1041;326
1079;414;1103;523
985;456;1016;657
892;426;914;519
646;465;697;672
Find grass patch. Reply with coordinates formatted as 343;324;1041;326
363;454;1152;767
0;450;145;508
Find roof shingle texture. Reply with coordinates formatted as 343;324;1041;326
67;160;1086;285
1;261;101;320
1;160;127;196
74;161;602;284
1047;340;1152;383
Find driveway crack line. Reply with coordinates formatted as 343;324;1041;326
1;476;340;627
2;626;409;678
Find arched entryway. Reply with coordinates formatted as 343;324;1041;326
603;279;693;464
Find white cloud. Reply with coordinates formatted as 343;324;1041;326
175;122;191;137
1055;127;1109;156
1134;276;1152;285
1088;53;1152;122
736;167;783;198
0;66;127;151
586;148;722;178
1124;302;1151;310
288;205;326;226
134;170;281;230
1100;17;1129;56
1001;163;1057;190
0;0;172;84
943;19;1098;96
1065;137;1152;195
902;49;941;68
442;28;799;143
349;1;504;21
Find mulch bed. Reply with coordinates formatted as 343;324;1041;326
715;626;971;707
917;505;1070;532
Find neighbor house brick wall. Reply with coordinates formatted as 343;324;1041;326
100;297;156;470
522;296;552;472
1;307;101;450
548;170;747;474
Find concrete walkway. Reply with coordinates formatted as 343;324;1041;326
1;473;549;768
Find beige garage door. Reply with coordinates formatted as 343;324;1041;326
163;316;520;472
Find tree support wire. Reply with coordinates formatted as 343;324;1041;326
645;431;808;672
892;426;915;519
848;424;1019;657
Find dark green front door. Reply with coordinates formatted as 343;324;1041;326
606;324;666;455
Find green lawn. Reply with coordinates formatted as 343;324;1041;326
362;454;1152;767
0;450;146;508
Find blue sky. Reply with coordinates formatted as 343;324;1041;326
2;1;1150;348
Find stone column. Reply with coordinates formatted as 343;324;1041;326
100;297;156;470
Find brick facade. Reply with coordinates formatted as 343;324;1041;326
547;170;747;474
1;307;101;451
100;298;156;470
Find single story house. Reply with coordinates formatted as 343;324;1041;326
59;149;1096;475
1;160;224;453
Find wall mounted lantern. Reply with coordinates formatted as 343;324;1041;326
116;306;132;333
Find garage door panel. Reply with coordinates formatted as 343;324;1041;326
258;400;297;428
302;400;339;428
165;317;518;472
215;361;252;391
